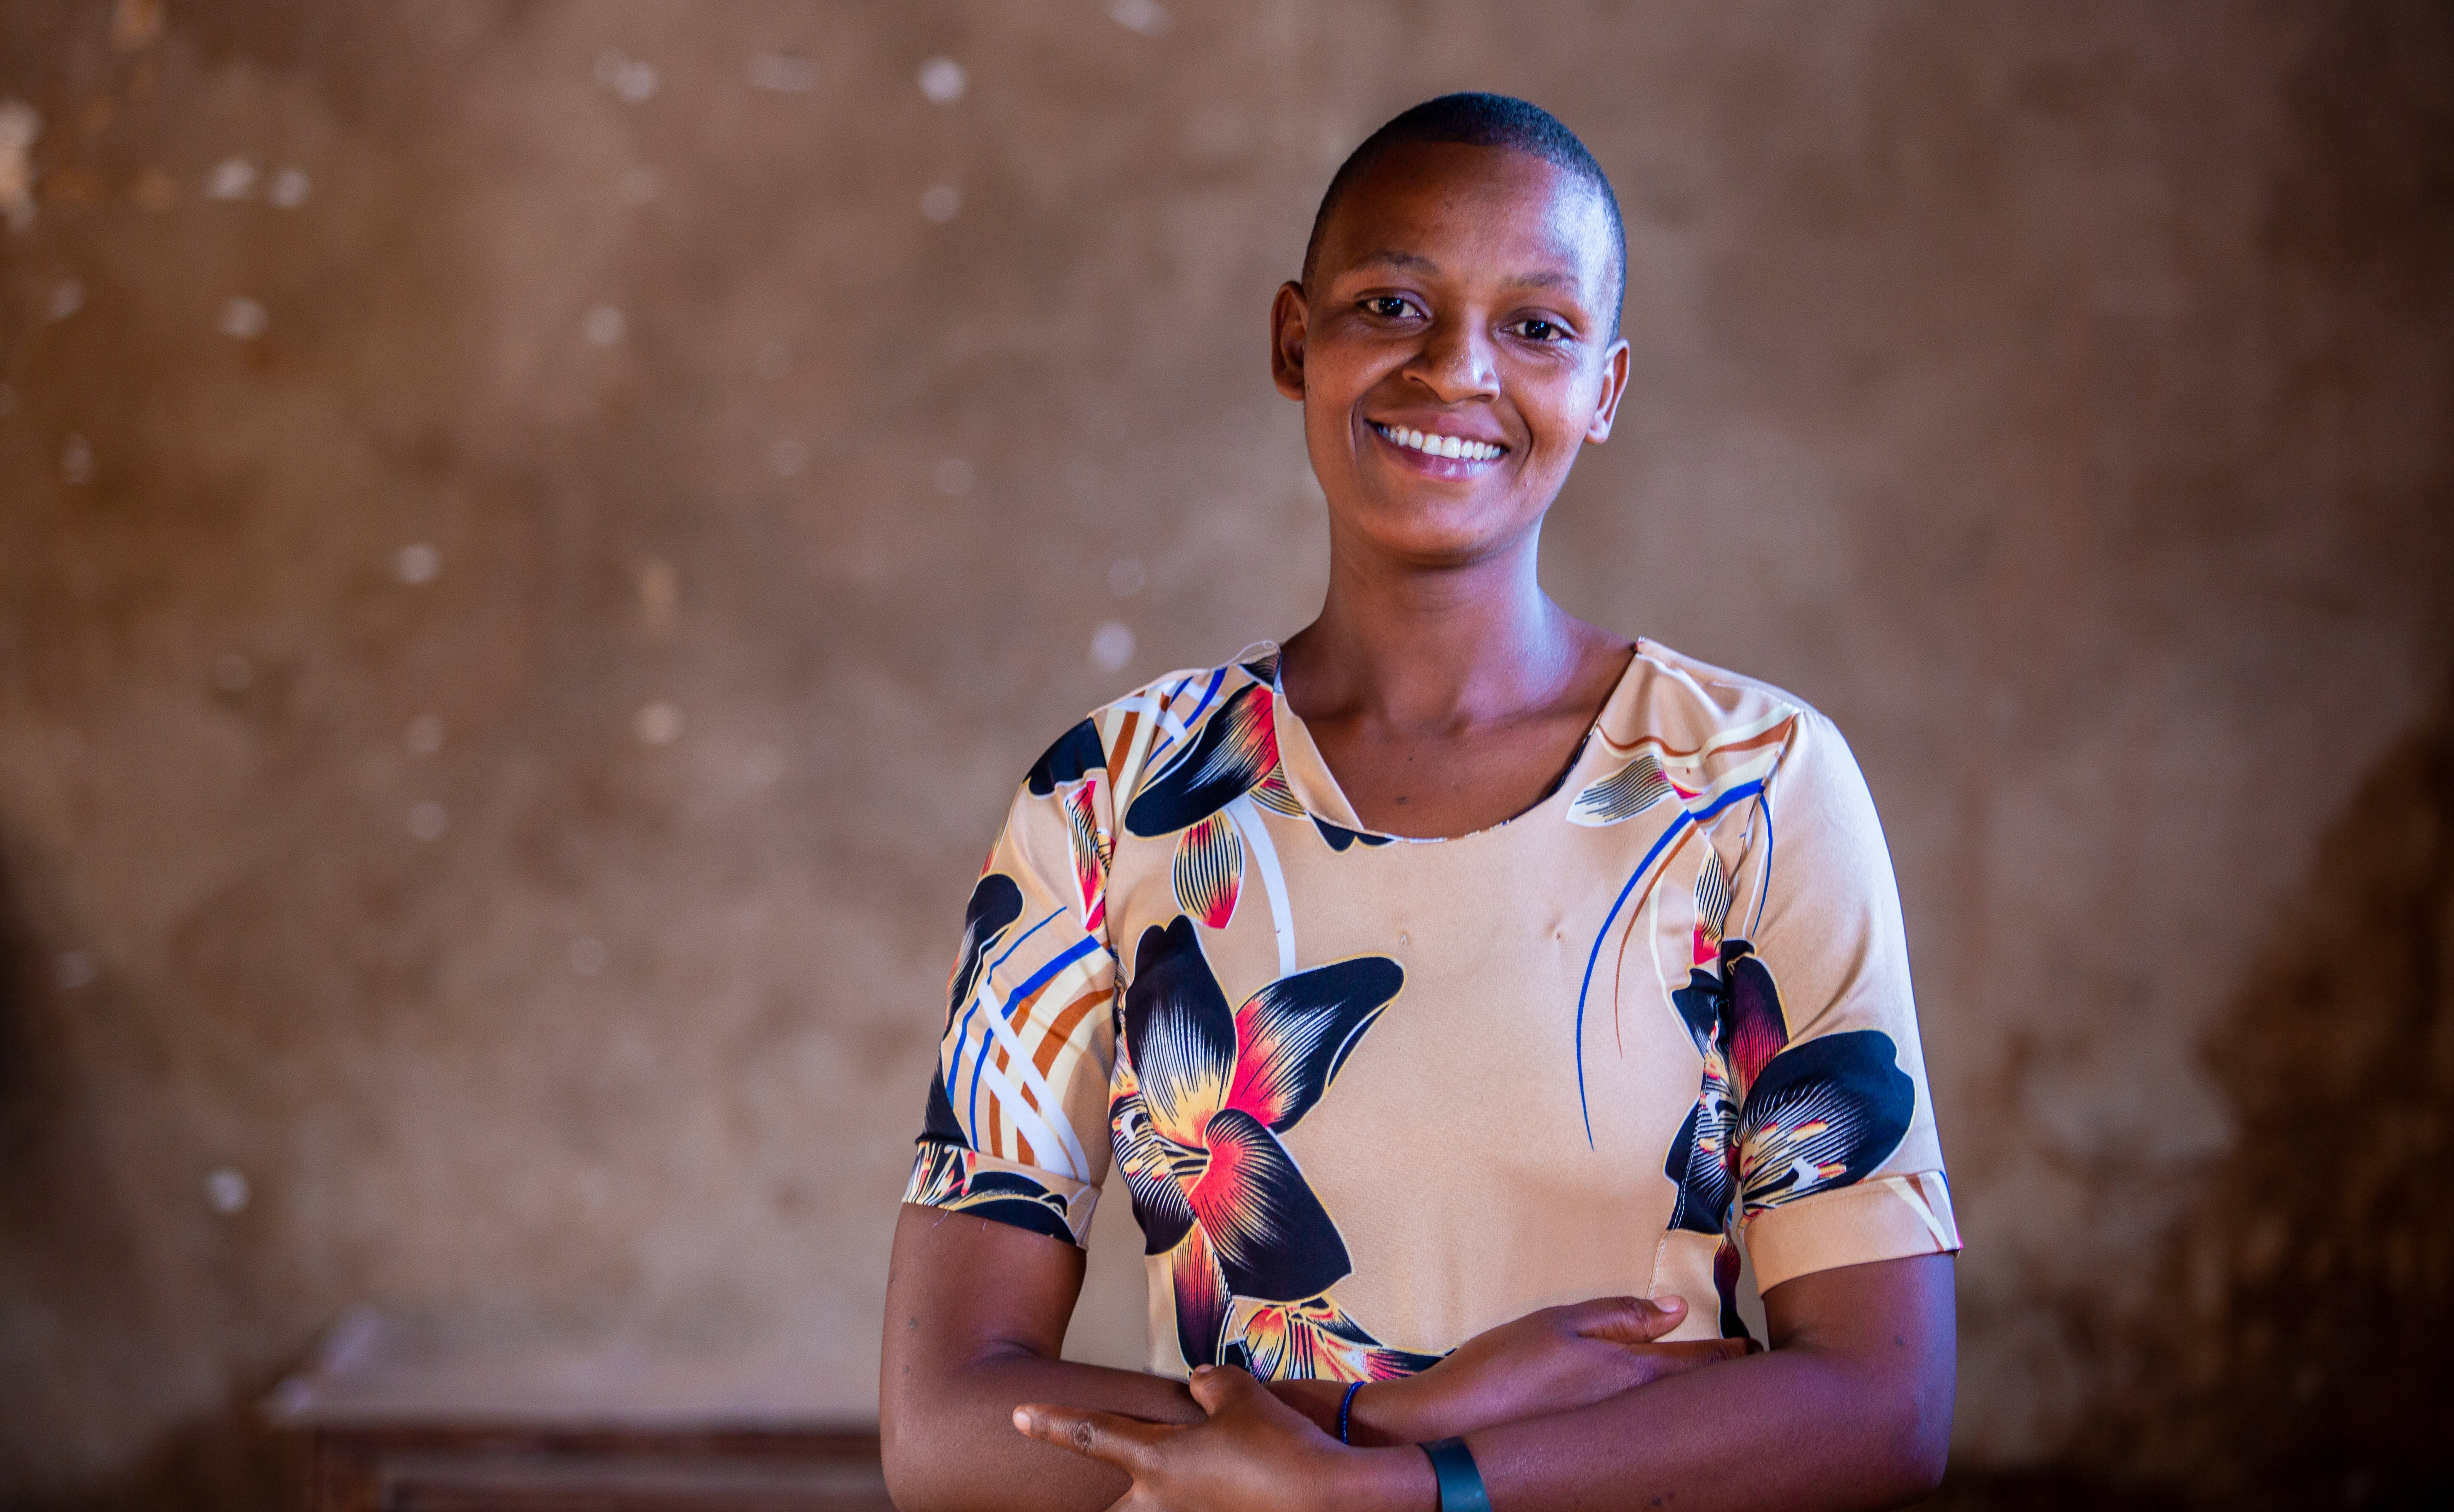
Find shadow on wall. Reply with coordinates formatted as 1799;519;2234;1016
1929;675;2454;1511
0;862;286;1509
0;870;202;1508
2116;673;2454;1506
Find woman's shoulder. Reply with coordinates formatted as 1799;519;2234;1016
1610;637;1838;748
1103;642;1282;725
1020;644;1278;795
1611;641;1885;825
1620;636;1818;719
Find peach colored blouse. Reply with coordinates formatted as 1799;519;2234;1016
906;639;1959;1380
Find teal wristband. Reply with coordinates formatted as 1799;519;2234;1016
1419;1437;1491;1512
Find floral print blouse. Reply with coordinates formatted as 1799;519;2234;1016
905;638;1959;1380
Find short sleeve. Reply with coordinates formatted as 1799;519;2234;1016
903;718;1118;1248
1719;710;1960;1291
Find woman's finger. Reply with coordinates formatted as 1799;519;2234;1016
1623;1337;1752;1386
1185;1362;1265;1415
1569;1294;1686;1344
1012;1403;1167;1473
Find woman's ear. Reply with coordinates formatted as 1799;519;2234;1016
1584;336;1632;444
1270;281;1310;401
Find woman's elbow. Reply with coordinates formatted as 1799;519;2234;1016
1886;1418;1950;1503
879;1378;974;1512
879;1449;941;1512
1873;1368;1954;1503
880;1417;959;1512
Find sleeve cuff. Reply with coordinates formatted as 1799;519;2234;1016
903;1139;1100;1247
1742;1170;1960;1292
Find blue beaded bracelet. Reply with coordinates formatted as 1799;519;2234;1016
1420;1437;1492;1512
1336;1380;1365;1444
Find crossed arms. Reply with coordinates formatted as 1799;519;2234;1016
881;1204;1953;1512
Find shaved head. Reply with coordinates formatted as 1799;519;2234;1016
1303;93;1627;336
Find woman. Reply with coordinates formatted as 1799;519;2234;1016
881;94;1959;1512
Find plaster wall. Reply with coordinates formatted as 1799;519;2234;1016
1;1;2448;1503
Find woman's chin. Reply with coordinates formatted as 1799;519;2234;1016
1357;521;1536;568
1334;489;1544;566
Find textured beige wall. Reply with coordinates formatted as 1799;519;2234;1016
2;1;2449;1505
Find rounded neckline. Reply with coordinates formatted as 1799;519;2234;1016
1253;638;1646;846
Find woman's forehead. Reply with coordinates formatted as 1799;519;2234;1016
1315;144;1615;293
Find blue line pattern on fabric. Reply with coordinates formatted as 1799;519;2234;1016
1572;780;1764;1145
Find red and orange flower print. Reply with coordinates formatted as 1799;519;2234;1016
1110;917;1436;1378
1665;937;1915;1337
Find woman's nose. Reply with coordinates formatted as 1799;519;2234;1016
1409;318;1500;402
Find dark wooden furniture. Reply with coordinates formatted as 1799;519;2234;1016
263;1312;893;1512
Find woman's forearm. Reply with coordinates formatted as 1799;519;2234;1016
1465;1338;1945;1511
1313;1350;1942;1512
883;1346;1205;1512
889;1207;1952;1512
1269;1373;1499;1446
886;1349;1423;1508
882;1206;1207;1512
1334;1257;1956;1512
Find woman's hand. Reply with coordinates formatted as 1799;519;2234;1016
1011;1298;1748;1509
1017;1364;1427;1512
1359;1294;1747;1443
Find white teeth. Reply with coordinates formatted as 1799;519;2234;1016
1380;423;1501;461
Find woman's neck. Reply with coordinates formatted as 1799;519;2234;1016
1279;522;1623;735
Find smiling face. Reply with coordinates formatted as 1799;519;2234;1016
1273;142;1630;571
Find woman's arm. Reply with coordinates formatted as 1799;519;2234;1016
1455;1254;1955;1511
1018;1253;1955;1512
1282;1298;1746;1447
882;1203;1204;1512
884;1201;1751;1512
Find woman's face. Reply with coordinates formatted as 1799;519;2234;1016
1273;143;1630;571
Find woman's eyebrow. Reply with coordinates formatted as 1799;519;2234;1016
1352;250;1442;275
1351;250;1581;295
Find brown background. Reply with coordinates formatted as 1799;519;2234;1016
3;1;2450;1506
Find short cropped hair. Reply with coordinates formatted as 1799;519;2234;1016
1302;92;1627;339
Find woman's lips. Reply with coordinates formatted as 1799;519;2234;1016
1368;420;1506;478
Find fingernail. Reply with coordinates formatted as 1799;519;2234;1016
1012;1408;1031;1432
1657;1295;1685;1312
1191;1365;1213;1378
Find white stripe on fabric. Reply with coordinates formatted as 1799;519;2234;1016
1107;701;1164;811
1003;954;1109;1124
1906;1174;1957;1250
969;977;1094;1179
968;1050;1080;1176
1646;867;1672;1012
1227;793;1296;978
1108;693;1190;742
1679;747;1780;815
